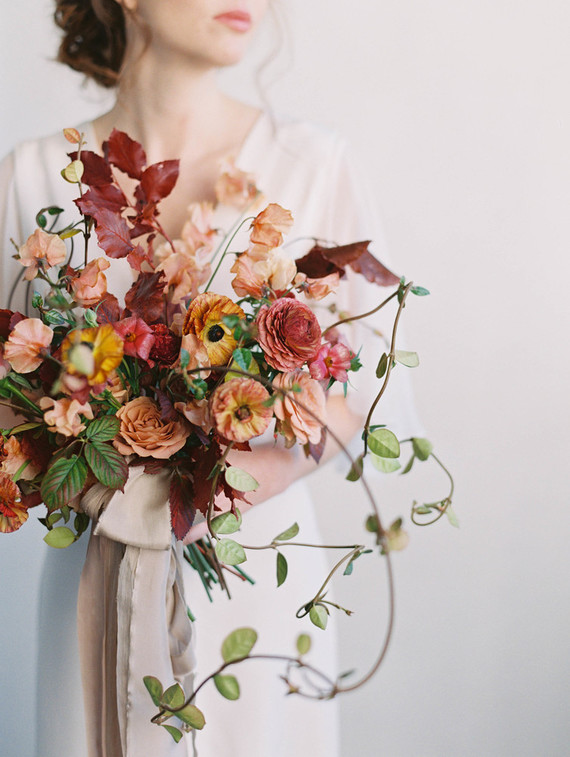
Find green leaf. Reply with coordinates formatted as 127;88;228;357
211;508;242;535
221;627;258;663
85;416;120;442
37;213;47;229
231;348;253;372
274;522;299;542
412;437;433;461
41;455;88;513
367;428;400;459
276;552;288;587
224;467;259;492
84;440;128;489
46;511;63;527
376;352;388;379
161;683;185;710
394;350;419;368
309;605;328;630
446;505;460;528
161;725;183;743
180;349;190;369
177;703;206;729
370;454;401;474
365;515;379;533
346;454;364;482
414;505;433;515
400;454;415;475
43;527;76;549
143;676;163;707
215;538;247;566
411;285;430;296
214;674;240;701
74;511;90;537
84;309;98;328
296;634;311;656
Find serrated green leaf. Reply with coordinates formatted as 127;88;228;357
224;467;259;492
215;538;247;566
411;285;430;296
84;440;128;489
211;508;242;535
161;683;185;709
346;454;364;482
276;551;288;587
85;416;120;442
177;703;206;729
394;350;419;368
412;437;433;461
161;725;183;743
43;526;76;549
446;505;460;528
274;522;299;542
370;454;401;474
41;455;88;512
367;428;400;459
309;605;328;630
376;352;388;379
221;627;258;663
296;633;311;656
214;674;240;701
143;676;163;707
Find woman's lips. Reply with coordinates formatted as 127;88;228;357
214;11;252;33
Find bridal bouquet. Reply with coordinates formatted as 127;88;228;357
0;127;454;743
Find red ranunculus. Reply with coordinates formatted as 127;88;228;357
256;298;321;371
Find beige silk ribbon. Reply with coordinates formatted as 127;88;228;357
78;466;197;757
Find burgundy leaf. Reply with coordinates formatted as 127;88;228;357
296;241;399;287
304;427;327;464
156;389;178;422
137;160;180;205
93;207;135;259
128;220;156;239
192;441;222;516
295;246;345;279
170;474;196;541
221;475;251;508
103;129;147;180
95;293;122;324
126;245;150;272
20;491;43;509
68;150;113;186
75;184;128;218
0;309;14;338
21;432;53;473
124;271;166;322
348;251;400;287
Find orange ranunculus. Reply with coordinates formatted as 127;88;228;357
71;257;110;307
182;293;245;366
61;324;124;387
0;474;27;533
211;377;273;443
39;397;94;437
272;370;326;446
4;318;54;373
114;396;190;459
215;158;258;211
18;229;67;281
249;204;294;256
0;435;41;480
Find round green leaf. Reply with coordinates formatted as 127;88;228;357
143;676;163;707
176;703;206;729
376;352;388;378
296;634;311;656
221;627;258;663
224;467;259;492
161;725;183;743
412;437;433;461
367;428;400;459
214;674;240;701
446;505;460;528
43;526;76;549
211;508;242;535
161;683;185;709
394;350;419;368
215;538;247;566
370;454;401;474
274;522;299;541
309;605;328;630
276;551;288;587
346;454;364;482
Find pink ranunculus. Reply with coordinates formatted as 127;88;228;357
256;298;322;371
71;257;110;307
113;315;155;360
114;396;190;459
308;342;352;383
215;158;258;210
39;397;94;437
18;229;67;281
272;371;327;446
4;318;54;373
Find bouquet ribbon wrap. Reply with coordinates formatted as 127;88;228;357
78;466;196;757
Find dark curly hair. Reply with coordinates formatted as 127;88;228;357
54;0;127;88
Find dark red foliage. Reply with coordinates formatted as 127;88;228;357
93;208;135;259
169;473;196;541
155;388;178;422
149;324;181;365
75;184;128;219
295;246;344;279
95;293;122;324
296;241;400;287
124;271;166;323
192;441;222;517
68;150;113;186
348;250;400;286
304;428;327;464
135;160;180;206
20;432;52;473
103;129;147;180
20;490;43;509
0;309;14;338
126;245;151;273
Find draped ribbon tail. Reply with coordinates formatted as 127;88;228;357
77;468;197;757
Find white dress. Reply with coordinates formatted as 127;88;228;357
0;112;421;757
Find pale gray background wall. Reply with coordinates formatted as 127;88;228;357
1;1;569;756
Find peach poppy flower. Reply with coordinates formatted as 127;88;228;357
215;158;258;210
39;397;95;437
181;202;218;257
248;204;294;257
0;474;27;533
211;377;273;443
231;251;296;299
4;318;54;373
114;396;190;459
272;371;327;446
179;333;211;379
155;244;211;304
18;229;67;280
182;293;245;366
295;272;341;300
71;257;110;307
0;435;41;480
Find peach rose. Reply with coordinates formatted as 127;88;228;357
71;257;110;307
40;397;94;437
114;396;190;459
272;371;326;446
18;229;67;281
4;318;54;373
256;298;321;371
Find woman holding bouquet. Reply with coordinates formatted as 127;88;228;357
0;1;421;755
